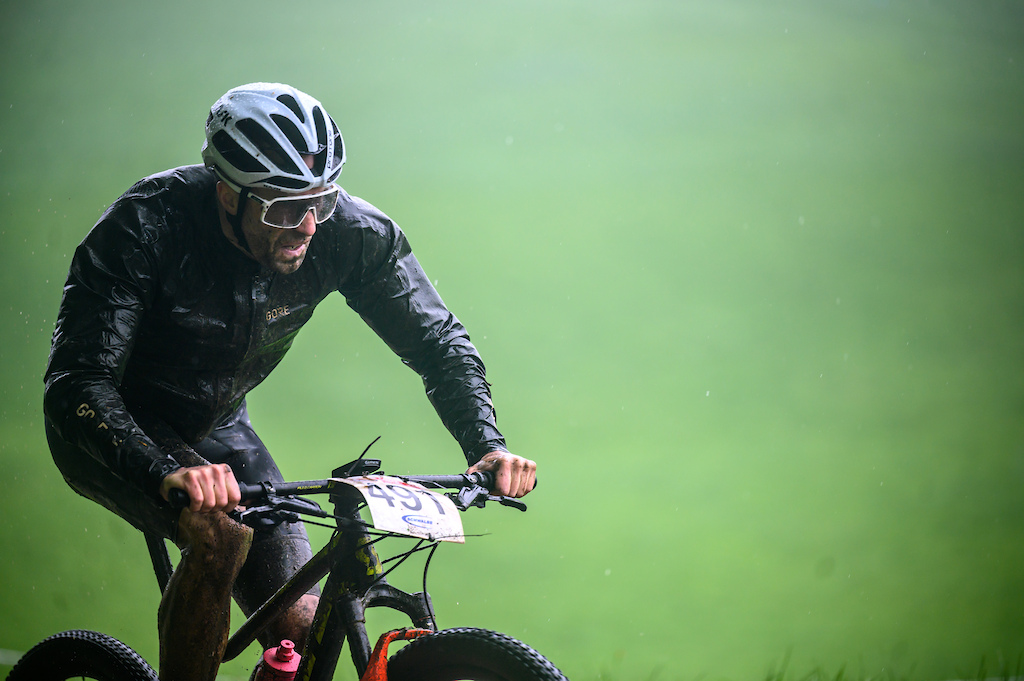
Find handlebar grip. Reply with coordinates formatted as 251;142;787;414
167;488;190;510
238;482;265;503
470;470;494;489
167;483;266;509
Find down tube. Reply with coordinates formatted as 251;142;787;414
299;566;373;680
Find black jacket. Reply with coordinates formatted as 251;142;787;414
44;165;505;498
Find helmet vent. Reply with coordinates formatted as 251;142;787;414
265;176;310;190
211;130;268;174
271;114;311;155
237;118;301;175
311;108;328;176
276;93;306;124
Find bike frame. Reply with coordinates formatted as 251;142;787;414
147;478;438;681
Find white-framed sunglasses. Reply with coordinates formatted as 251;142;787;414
249;184;340;228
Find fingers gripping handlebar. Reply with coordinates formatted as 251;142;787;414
165;482;276;510
406;472;526;511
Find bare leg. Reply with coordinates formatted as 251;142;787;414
158;509;253;681
259;594;319;652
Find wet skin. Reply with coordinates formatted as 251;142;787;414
215;181;318;275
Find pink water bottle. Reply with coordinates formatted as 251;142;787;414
253;640;301;681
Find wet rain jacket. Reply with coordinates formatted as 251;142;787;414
44;165;506;498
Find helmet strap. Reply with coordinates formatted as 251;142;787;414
227;187;253;257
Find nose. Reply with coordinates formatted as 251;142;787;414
295;208;317;237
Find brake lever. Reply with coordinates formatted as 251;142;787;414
496;496;527;512
451;485;528;512
453;484;489;511
273;495;328;517
232;495;328;529
234;505;300;529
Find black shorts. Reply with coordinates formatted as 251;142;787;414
47;401;319;616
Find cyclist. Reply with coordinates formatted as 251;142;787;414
43;82;536;681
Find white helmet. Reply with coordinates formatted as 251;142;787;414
202;82;345;193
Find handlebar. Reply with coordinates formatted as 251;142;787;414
167;481;325;510
167;470;500;510
166;488;189;509
402;471;494;490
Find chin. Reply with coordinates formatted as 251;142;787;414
257;253;303;274
275;258;305;274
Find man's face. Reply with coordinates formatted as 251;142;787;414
241;187;318;275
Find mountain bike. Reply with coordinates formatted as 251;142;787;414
7;454;567;681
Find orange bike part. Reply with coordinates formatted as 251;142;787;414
360;628;433;681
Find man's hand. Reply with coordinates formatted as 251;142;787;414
159;464;241;514
466;451;536;498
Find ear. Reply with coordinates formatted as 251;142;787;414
216;181;239;216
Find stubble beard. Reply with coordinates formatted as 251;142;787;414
247;226;310;275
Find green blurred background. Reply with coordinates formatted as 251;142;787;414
1;0;1022;679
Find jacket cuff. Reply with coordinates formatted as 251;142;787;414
465;440;509;467
145;458;182;501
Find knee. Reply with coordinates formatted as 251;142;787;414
263;594;319;651
177;510;253;570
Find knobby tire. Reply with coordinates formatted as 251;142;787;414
388;627;568;681
6;629;157;681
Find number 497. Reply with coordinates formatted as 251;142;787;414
366;484;446;514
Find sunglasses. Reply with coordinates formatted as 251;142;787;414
248;184;340;228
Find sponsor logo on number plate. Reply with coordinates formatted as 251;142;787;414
403;515;434;529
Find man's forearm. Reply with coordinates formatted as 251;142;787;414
43;372;180;498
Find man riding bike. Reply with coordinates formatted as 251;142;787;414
43;82;536;681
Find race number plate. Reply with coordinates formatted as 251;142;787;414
332;475;465;543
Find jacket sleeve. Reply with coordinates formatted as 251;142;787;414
336;208;507;465
43;204;182;498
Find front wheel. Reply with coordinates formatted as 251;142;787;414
388;627;568;681
6;629;157;681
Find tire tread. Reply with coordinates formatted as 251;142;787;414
6;629;157;681
388;627;567;681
